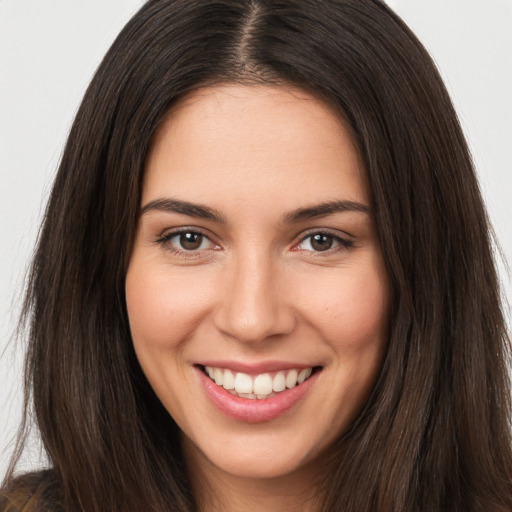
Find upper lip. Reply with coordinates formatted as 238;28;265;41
196;360;320;374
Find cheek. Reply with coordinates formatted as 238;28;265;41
125;263;214;351
125;262;214;422
300;262;389;349
335;277;388;345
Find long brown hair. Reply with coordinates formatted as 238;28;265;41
2;1;511;510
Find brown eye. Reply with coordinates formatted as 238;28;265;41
310;234;333;251
180;232;203;250
295;232;353;253
157;230;217;253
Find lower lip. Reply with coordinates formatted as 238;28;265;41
196;367;320;423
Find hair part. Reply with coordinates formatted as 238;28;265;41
3;1;512;511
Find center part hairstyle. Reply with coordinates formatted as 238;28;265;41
3;1;512;511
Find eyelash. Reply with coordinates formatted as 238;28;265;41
155;227;355;258
294;229;355;254
156;227;219;259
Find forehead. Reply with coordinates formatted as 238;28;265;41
143;84;369;210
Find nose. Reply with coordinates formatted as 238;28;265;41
213;251;296;344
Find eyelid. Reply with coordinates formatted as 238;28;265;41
156;226;221;254
291;228;355;252
154;225;355;258
157;226;212;241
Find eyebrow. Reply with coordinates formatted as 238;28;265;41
140;198;371;224
282;200;371;223
140;198;226;223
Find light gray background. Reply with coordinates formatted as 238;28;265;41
1;0;511;475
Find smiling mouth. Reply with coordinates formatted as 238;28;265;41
199;365;322;399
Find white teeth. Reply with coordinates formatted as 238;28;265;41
239;393;257;399
297;368;312;384
285;369;298;388
273;371;286;392
213;367;223;386
253;373;273;395
234;372;253;394
204;366;315;398
223;369;235;390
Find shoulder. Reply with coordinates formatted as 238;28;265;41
0;470;61;512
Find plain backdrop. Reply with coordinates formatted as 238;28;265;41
1;0;511;476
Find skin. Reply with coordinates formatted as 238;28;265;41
126;84;390;511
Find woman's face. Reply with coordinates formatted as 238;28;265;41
126;84;389;482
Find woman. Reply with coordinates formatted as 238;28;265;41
2;0;511;510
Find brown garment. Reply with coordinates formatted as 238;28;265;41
1;470;62;512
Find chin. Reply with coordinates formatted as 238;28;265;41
183;426;329;482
